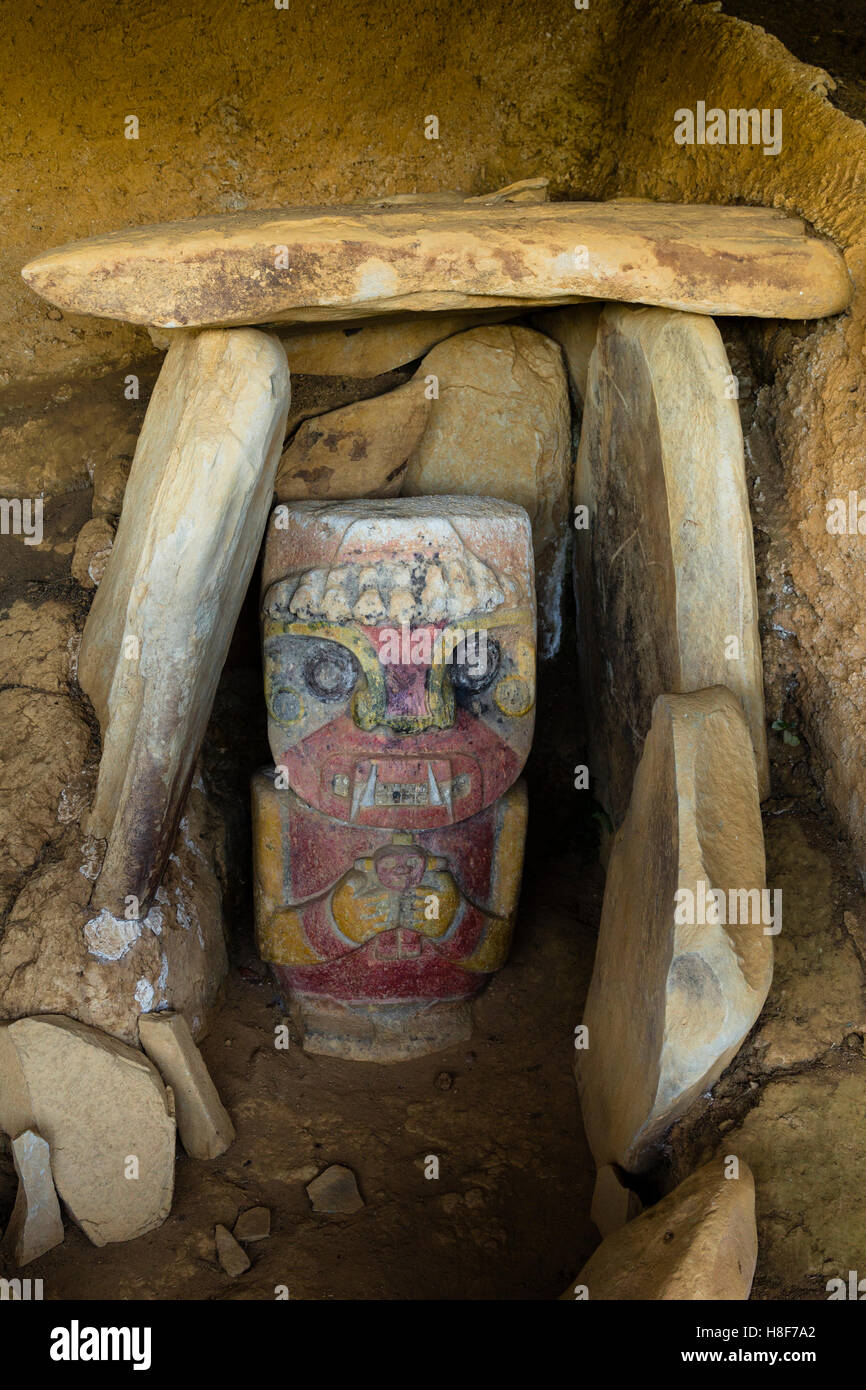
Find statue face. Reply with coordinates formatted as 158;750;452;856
261;498;536;829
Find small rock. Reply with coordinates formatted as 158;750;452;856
138;1010;235;1160
215;1223;250;1277
233;1206;270;1243
435;1071;453;1091
71;517;115;589
2;1129;64;1266
305;1164;364;1214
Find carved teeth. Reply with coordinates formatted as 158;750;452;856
346;761;457;816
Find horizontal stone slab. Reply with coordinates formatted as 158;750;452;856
21;201;850;328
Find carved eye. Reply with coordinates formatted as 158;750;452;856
451;636;500;694
303;643;359;702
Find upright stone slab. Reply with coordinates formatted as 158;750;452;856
79;329;291;916
0;1015;176;1246
403;325;570;657
575;304;769;823
576;688;773;1175
21;201;850;327
2;1129;64;1266
565;1158;758;1300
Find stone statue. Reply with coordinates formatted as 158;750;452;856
252;497;536;1059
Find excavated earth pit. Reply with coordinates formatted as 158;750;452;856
3;0;866;1304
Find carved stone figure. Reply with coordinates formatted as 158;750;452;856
252;497;536;1059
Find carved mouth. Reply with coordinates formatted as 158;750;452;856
330;761;471;821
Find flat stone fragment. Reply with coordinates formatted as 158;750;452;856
2;1129;64;1266
215;1223;250;1277
403;325;570;657
306;1164;365;1214
590;1164;642;1239
575;304;769;823
233;1206;270;1242
565;1158;758;1300
21;201;850;329
275;378;430;502
138;1010;235;1160
0;1015;175;1246
576;688;773;1174
78;328;290;916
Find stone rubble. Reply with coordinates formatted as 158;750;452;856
214;1223;250;1277
2;1128;64;1266
306;1165;365;1214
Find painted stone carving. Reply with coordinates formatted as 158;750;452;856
252;497;536;1060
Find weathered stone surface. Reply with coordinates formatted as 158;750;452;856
2;1129;64;1265
0;1015;175;1246
403;325;570;657
575;304;769;823
275;378;429;502
0;778;229;1046
590;1164;642;1239
576;688;772;1174
566;1158;757;1300
78;328;290;916
21;202;850;329
306;1164;364;1214
530;305;602;409
71;515;115;588
233;1206;270;1242
277;310;516;378
215;1223;250;1276
139;1010;234;1159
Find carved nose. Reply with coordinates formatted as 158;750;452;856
381;662;454;733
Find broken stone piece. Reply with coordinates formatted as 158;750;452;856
21;201;850;329
275;377;430;502
233;1206;270;1242
306;1164;365;1214
78;328;290;916
575;304;769;823
138;1010;235;1160
403;325;570;657
215;1223;250;1276
565;1158;758;1300
0;1015;175;1246
576;688;773;1174
2;1129;64;1266
590;1164;642;1239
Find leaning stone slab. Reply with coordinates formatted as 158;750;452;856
21;201;850;329
277;310;516;378
78;329;290;916
276;377;429;502
139;1010;234;1160
403;324;570;658
576;688;773;1175
530;305;602;410
575;304;769;824
0;1015;175;1246
2;1129;64;1266
564;1158;758;1300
